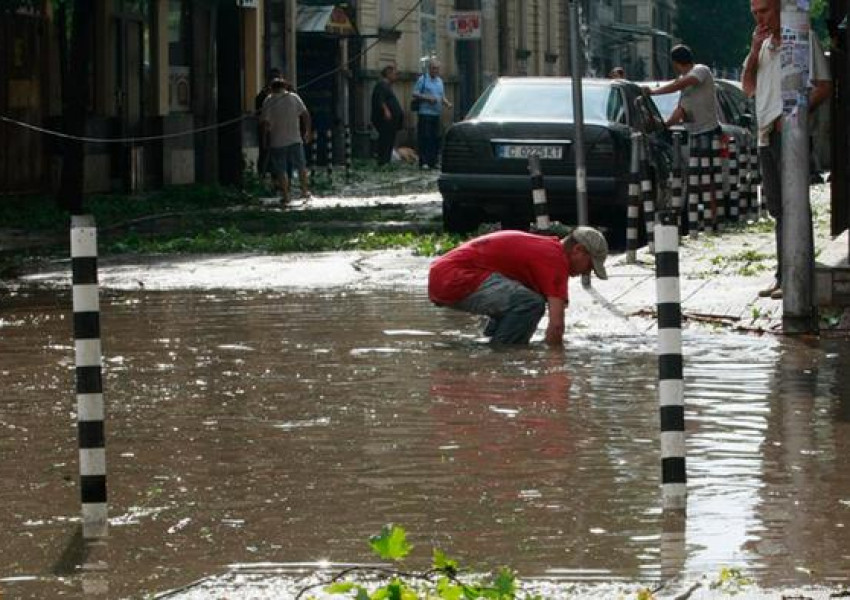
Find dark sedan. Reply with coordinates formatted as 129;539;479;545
438;77;673;234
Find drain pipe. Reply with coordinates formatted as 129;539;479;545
71;215;107;539
654;209;686;511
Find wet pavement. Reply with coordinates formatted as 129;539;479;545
1;185;850;599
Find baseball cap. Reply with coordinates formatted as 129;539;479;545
571;226;609;279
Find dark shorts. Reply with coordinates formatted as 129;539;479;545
268;143;306;176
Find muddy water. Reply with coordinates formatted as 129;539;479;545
0;287;848;598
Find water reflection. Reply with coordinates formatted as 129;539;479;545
0;287;848;597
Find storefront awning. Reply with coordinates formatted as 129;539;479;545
297;4;355;35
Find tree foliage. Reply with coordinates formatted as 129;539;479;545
674;0;754;73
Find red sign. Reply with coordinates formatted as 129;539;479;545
447;12;481;40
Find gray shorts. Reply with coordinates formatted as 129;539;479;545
268;143;306;176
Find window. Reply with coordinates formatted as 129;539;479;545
623;6;637;25
379;0;394;30
168;0;191;112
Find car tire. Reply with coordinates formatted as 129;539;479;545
442;196;479;234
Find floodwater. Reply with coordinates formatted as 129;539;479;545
0;286;849;598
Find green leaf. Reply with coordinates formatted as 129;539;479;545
368;524;412;561
492;567;517;597
433;549;459;577
436;576;464;600
325;582;359;594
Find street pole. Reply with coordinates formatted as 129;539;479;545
780;1;817;334
568;0;588;228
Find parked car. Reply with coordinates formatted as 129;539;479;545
438;77;673;235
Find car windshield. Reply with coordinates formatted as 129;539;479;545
651;91;680;120
467;82;612;122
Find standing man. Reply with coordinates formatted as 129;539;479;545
371;64;404;166
255;68;282;178
412;58;453;170
261;78;312;204
643;45;719;135
742;0;831;300
428;227;609;346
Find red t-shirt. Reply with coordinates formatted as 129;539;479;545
428;231;570;305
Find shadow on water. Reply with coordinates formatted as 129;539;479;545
0;287;848;597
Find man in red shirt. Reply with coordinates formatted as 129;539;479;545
429;227;608;345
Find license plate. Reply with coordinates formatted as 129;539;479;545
496;144;563;160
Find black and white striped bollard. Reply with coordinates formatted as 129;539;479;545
654;209;686;510
738;139;751;221
728;137;741;223
749;139;761;220
71;215;108;539
528;154;551;231
670;131;684;236
687;135;700;239
626;133;641;263
326;128;334;182
711;132;725;232
344;124;352;183
697;135;711;233
640;136;655;253
310;133;319;182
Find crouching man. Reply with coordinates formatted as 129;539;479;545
428;227;608;345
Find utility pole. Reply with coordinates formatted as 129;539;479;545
568;0;588;227
780;0;817;334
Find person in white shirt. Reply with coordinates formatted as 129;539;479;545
741;0;831;300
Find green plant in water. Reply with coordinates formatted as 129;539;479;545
708;567;753;594
303;524;542;600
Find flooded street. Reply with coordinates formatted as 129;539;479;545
1;285;849;598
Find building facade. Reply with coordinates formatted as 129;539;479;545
2;0;681;197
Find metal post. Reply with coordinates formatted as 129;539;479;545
569;0;588;227
71;215;107;539
626;132;641;263
781;1;817;333
528;154;551;231
655;209;686;511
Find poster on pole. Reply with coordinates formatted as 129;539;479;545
447;12;482;40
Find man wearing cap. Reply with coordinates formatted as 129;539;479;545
428;227;608;345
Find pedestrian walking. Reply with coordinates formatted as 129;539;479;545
261;78;313;204
371;64;404;166
741;0;831;300
428;227;608;346
412;58;452;170
255;68;281;178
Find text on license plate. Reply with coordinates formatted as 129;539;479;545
496;144;563;160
